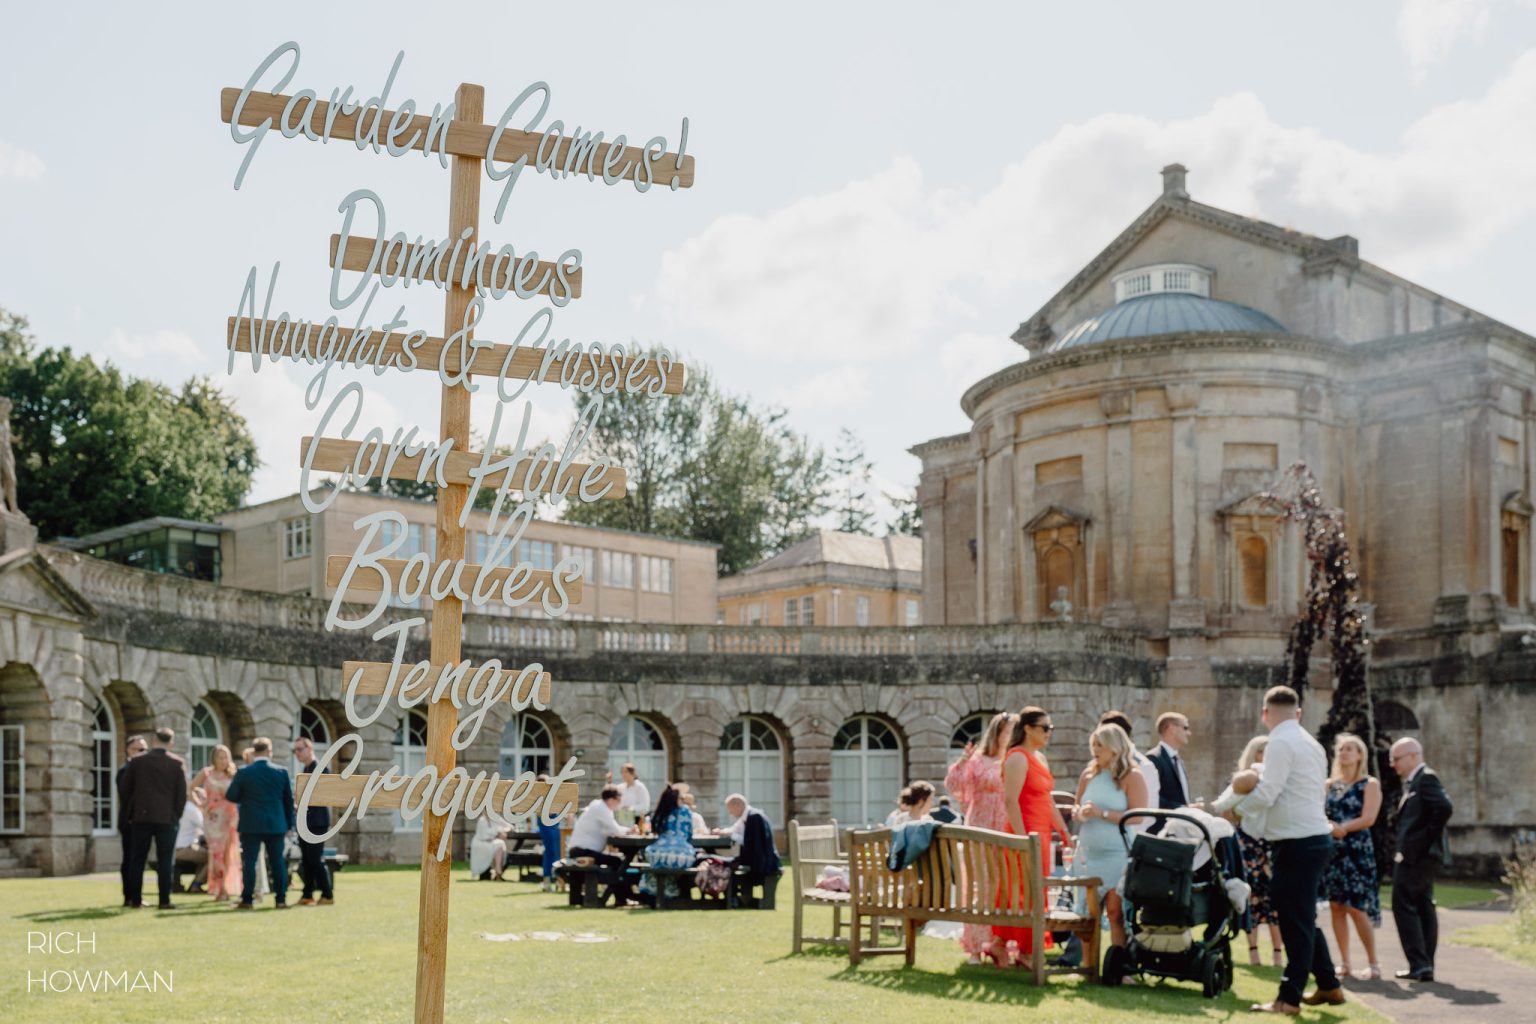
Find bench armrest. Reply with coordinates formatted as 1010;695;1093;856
1046;876;1103;889
795;858;847;867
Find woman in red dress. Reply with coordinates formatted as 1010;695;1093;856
993;706;1072;962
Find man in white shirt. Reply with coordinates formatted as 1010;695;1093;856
174;789;207;893
1236;686;1345;1015
617;763;651;820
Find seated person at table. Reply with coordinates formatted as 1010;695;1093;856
718;793;781;884
639;785;700;901
569;786;643;902
471;811;511;881
674;783;709;833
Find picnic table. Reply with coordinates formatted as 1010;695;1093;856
609;833;734;866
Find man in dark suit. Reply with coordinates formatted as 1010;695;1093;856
1389;738;1453;982
115;734;147;907
226;736;296;910
1146;711;1192;808
291;737;333;905
120;727;187;909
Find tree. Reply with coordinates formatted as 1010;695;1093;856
829;428;875;535
0;309;260;541
886;488;923;537
560;354;830;574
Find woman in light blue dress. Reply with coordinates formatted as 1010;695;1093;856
1072;723;1149;954
638;784;698;902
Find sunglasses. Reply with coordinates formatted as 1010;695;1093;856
1031;723;1054;733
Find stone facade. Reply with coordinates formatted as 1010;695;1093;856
718;530;922;627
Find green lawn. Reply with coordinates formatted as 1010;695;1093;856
1451;917;1536;969
1380;882;1504;911
5;867;1391;1024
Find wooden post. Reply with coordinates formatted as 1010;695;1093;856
416;81;483;1024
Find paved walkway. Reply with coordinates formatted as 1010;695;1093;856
1318;902;1534;1024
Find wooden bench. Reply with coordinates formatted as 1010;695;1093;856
848;824;1101;984
789;819;853;951
554;860;625;908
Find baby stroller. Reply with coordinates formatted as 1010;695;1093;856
1101;810;1241;997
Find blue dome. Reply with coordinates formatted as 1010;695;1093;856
1048;293;1288;352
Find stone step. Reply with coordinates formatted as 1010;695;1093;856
0;867;41;879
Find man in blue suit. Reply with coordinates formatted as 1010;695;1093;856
226;737;296;909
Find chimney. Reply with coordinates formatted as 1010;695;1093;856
1161;163;1189;200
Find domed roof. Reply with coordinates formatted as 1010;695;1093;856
1047;293;1288;353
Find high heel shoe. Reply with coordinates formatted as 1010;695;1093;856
978;942;1007;968
1358;963;1381;980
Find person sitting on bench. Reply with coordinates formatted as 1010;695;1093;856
174;788;208;893
471;810;511;881
719;793;780;890
569;786;639;903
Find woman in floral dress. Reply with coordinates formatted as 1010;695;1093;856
1324;733;1383;979
192;744;242;902
944;711;1013;963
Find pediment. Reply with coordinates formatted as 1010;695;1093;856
1023;505;1090;533
0;548;97;622
1219;493;1283;518
1504;492;1535;518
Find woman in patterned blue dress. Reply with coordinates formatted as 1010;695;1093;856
1323;733;1383;979
638;784;698;902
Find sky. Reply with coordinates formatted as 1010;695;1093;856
4;0;1536;527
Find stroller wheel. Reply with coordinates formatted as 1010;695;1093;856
1101;943;1131;987
1200;950;1223;998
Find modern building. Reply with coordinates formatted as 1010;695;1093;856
58;517;228;583
717;530;922;627
215;487;720;625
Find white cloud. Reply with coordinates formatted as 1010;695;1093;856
1398;0;1493;76
107;328;199;363
657;55;1536;366
774;365;871;410
0;142;45;180
939;332;1023;397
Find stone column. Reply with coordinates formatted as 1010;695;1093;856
1166;383;1204;627
1101;389;1135;627
973;435;988;625
987;417;1018;623
1435;380;1472;623
917;478;946;626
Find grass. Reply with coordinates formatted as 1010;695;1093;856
1451;917;1536;969
4;868;1394;1024
1379;882;1504;911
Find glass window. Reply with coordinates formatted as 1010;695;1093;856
189;701;221;776
830;717;903;828
718;717;785;828
563;545;596;582
608;716;667;795
519;539;556;571
950;713;996;759
91;700;115;833
855;596;871;627
0;725;21;833
905;599;921;626
284;516;312;560
640;556;673;593
801;595;815;626
602;551;635;589
500;714;554;777
783;598;799;627
392;712;429;832
743;604;763;626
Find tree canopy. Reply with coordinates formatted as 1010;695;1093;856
0;309;259;541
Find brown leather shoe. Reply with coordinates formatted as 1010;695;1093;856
1302;987;1346;1006
1249;1001;1301;1016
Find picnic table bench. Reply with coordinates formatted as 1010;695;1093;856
848;824;1101;984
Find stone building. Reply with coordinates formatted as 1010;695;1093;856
914;164;1536;865
717;530;922;628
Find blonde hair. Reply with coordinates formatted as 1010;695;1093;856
1329;733;1370;784
1237;735;1268;772
979;711;1012;758
210;744;236;776
1086;723;1135;785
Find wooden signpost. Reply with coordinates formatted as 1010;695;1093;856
219;42;695;1023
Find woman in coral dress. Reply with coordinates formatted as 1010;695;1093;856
192;744;242;902
993;706;1072;962
944;711;1014;962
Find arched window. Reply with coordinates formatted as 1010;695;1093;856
501;714;554;777
189;701;221;776
608;716;668;793
291;704;332;774
91;700;116;833
719;717;785;827
830;717;903;828
1239;535;1269;609
949;713;996;759
393;712;429;832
